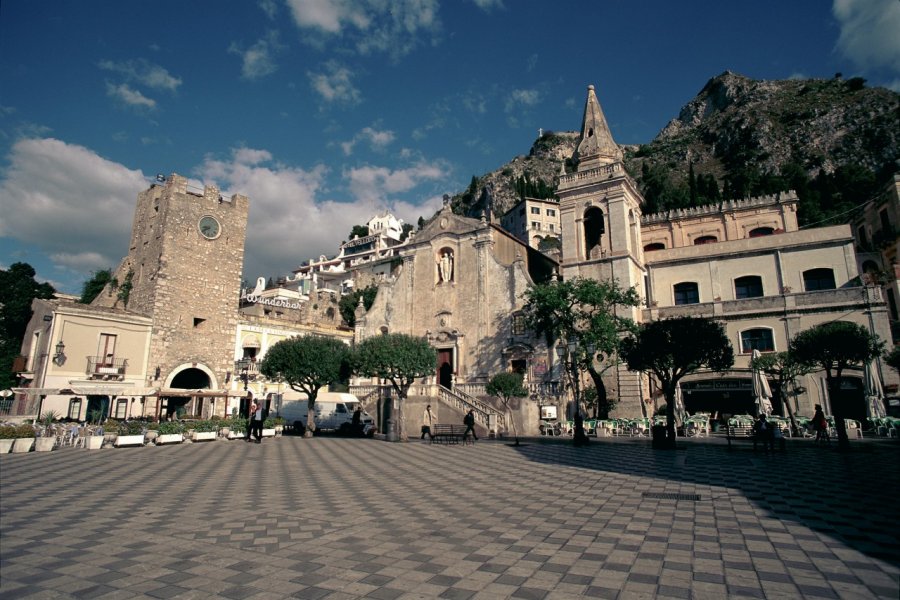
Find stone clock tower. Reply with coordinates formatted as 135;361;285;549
94;173;249;400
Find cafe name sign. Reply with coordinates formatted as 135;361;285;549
241;293;302;310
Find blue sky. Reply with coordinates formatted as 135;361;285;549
2;0;899;294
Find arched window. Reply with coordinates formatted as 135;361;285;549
741;328;775;353
674;282;699;305
583;207;604;259
803;268;836;291
694;235;718;245
643;242;665;252
749;227;774;237
735;275;763;299
861;261;880;285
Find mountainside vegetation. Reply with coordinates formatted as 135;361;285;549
449;71;900;228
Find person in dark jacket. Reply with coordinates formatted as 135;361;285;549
463;409;477;441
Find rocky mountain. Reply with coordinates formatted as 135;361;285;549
450;71;900;224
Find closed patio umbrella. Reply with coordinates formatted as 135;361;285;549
864;359;886;419
674;381;687;426
751;349;774;416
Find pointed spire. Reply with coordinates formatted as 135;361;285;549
574;84;622;171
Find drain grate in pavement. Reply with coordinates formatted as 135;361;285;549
642;492;701;501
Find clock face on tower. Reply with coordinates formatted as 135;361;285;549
198;216;221;240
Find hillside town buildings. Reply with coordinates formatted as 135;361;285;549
10;85;898;436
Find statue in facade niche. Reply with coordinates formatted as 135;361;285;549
439;250;453;283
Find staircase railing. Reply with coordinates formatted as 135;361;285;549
437;385;502;430
349;383;505;431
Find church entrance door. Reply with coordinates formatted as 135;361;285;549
437;349;453;389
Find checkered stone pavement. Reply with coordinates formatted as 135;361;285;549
1;434;898;599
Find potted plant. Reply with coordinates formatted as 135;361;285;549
0;424;18;453
144;421;159;444
155;421;184;445
191;420;218;442
226;417;248;440
273;416;285;436
34;411;60;452
262;417;277;438
12;423;36;453
114;420;146;447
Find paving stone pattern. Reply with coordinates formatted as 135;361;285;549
1;436;898;599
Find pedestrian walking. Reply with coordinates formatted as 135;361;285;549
463;409;477;441
421;404;435;440
352;405;363;436
813;404;829;444
248;400;263;443
753;413;774;451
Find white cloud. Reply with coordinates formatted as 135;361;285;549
0;138;447;290
98;59;182;91
106;83;156;109
287;0;440;59
258;0;278;19
308;61;362;105
833;0;900;72
505;88;541;112
0;138;147;277
340;126;395;155
345;161;446;204
229;31;283;80
470;0;504;10
197;148;445;280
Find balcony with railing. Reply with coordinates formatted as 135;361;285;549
86;356;128;380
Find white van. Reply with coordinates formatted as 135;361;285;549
269;391;375;435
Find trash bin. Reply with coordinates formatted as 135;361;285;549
651;425;667;449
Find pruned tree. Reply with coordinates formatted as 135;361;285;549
522;277;640;419
790;321;884;449
259;336;351;437
749;351;814;437
486;372;528;445
621;316;734;447
353;333;436;441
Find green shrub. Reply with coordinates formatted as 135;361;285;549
14;424;36;438
228;417;248;433
192;420;218;433
157;421;184;435
117;421;145;435
0;425;20;439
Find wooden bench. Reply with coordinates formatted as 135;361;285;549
725;424;783;451
430;424;472;445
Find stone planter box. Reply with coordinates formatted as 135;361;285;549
86;435;104;450
227;431;247;440
12;438;34;453
0;439;15;453
261;428;276;438
34;437;56;452
155;433;184;445
192;431;217;442
114;434;145;447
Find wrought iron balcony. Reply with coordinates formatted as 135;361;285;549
86;356;128;380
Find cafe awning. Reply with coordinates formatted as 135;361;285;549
12;387;71;396
157;388;244;398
